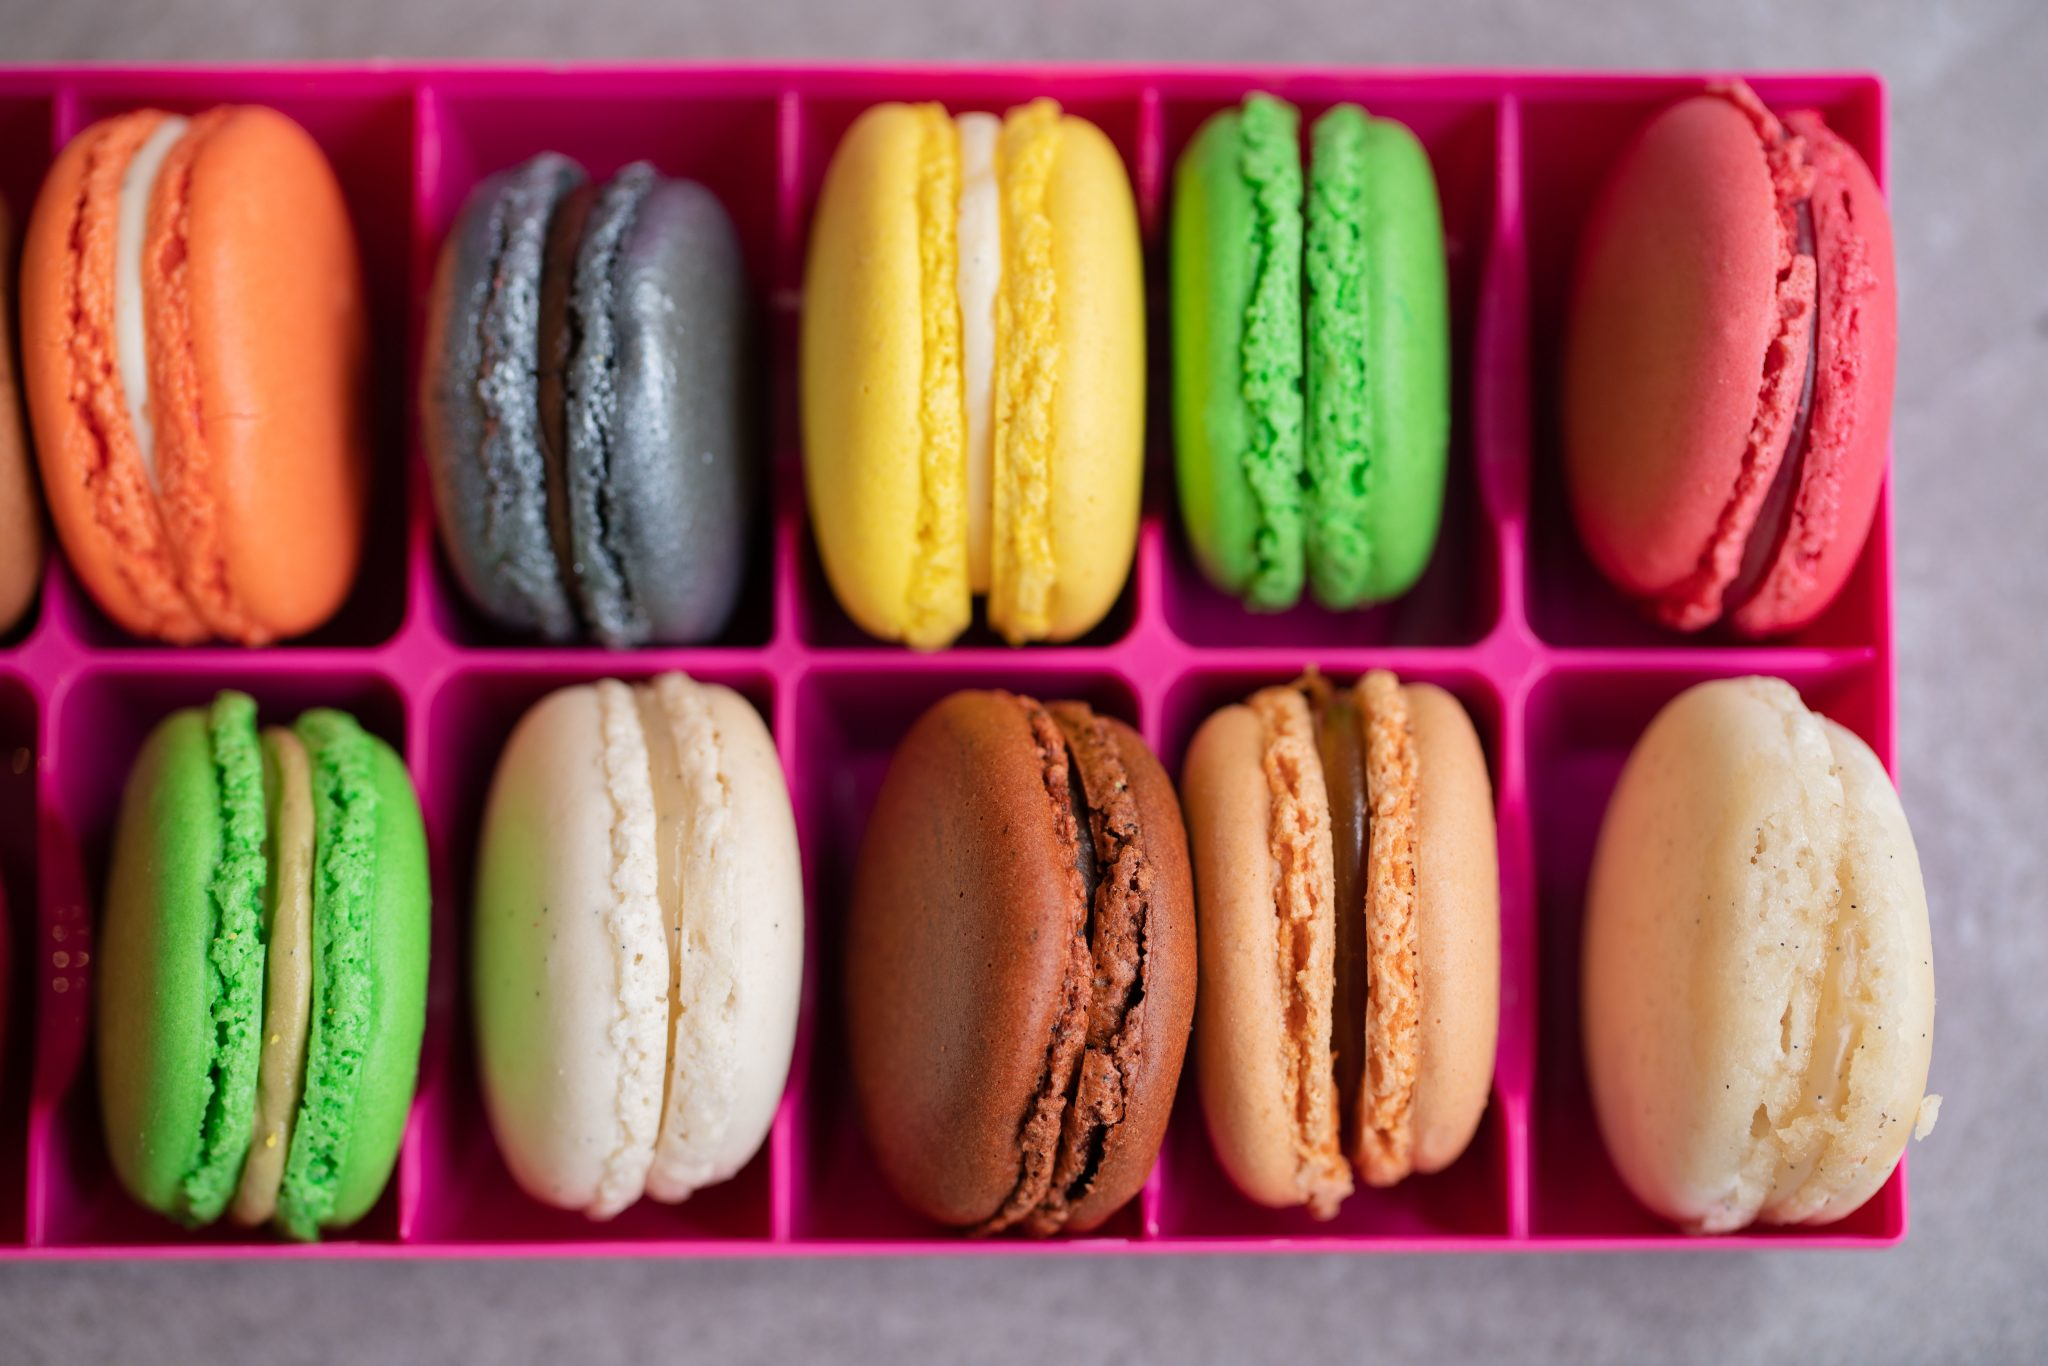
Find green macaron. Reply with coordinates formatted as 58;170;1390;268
98;693;429;1240
1173;94;1450;612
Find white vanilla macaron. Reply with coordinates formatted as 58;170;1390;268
1582;676;1938;1234
473;672;803;1218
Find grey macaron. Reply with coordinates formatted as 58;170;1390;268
422;155;754;646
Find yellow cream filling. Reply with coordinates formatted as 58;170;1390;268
989;99;1062;644
905;103;969;650
230;727;315;1228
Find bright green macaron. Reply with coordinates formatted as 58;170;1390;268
1172;93;1450;612
98;692;429;1240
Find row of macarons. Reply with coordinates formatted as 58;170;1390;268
0;80;1896;650
77;666;1935;1241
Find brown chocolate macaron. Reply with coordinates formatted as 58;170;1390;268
847;690;1197;1235
1182;670;1498;1216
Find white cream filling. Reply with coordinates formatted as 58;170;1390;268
115;114;188;490
955;111;1001;594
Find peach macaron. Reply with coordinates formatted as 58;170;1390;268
19;106;368;645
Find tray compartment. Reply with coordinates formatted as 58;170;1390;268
785;663;1154;1241
27;662;409;1247
1517;76;1892;654
1521;653;1906;1244
1149;662;1518;1240
413;77;784;652
403;658;780;1244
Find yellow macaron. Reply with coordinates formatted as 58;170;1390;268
802;100;1144;649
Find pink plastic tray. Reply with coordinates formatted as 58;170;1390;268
0;64;1898;1257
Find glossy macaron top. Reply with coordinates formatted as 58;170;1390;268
423;155;755;648
847;690;1195;1233
1;201;43;637
1582;678;1936;1232
802;102;1145;649
20;106;369;646
1563;83;1896;637
1172;94;1450;613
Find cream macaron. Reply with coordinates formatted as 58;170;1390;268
1582;676;1939;1234
1183;671;1499;1215
472;672;803;1217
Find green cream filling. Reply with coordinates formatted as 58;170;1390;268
274;709;381;1241
1236;93;1307;610
180;692;268;1225
1305;106;1375;607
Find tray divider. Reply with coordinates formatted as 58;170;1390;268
767;659;807;1243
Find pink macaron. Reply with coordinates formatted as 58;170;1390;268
1562;82;1896;637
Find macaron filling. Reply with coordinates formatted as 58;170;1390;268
1656;87;1822;632
113;114;187;487
273;710;384;1240
231;725;315;1227
1233;95;1308;611
178;691;270;1225
977;696;1159;1236
956;111;1001;595
52;114;206;640
1247;685;1352;1217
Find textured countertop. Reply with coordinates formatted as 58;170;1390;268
2;1;2043;1361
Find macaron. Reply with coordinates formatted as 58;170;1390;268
846;691;1195;1233
1;200;44;636
1173;94;1450;613
473;672;801;1217
802;101;1145;649
98;692;429;1239
423;156;755;647
20;107;369;645
1582;677;1938;1233
1562;82;1897;637
1182;670;1496;1214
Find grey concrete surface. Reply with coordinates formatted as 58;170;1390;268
1;1;2043;1362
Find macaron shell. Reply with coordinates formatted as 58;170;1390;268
20;110;209;642
1729;113;1896;637
421;153;584;640
1402;683;1498;1175
275;711;428;1238
1582;678;1934;1232
579;175;754;646
1184;695;1351;1214
1171;99;1307;610
1030;114;1144;643
642;680;802;1202
1311;113;1449;608
846;690;1091;1226
0;200;43;635
167;107;368;641
97;695;267;1223
474;682;670;1217
1562;94;1788;610
802;103;961;647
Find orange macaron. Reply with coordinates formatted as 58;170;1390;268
19;106;368;645
1;200;43;636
